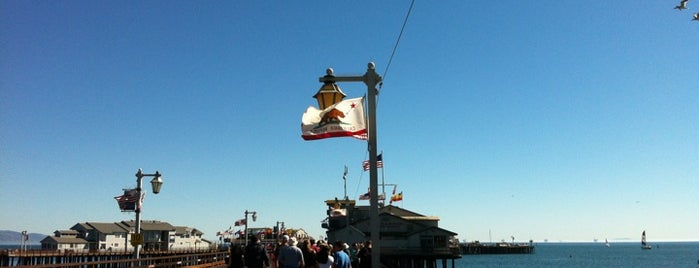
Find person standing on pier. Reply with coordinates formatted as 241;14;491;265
300;239;318;268
316;243;334;268
278;235;304;268
229;244;244;268
332;241;351;268
245;235;270;268
357;241;372;268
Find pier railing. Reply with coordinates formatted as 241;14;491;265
381;246;461;257
0;248;228;268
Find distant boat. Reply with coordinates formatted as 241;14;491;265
641;230;652;250
605;238;610;248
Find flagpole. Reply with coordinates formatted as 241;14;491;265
381;151;385;202
343;165;348;200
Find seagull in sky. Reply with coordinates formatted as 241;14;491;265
675;0;689;10
693;12;699;20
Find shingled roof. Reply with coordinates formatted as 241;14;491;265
120;220;175;231
88;222;129;234
174;226;203;236
41;236;88;244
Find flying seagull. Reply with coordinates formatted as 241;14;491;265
675;0;689;10
693;12;699;20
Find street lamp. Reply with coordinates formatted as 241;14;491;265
133;168;163;259
244;210;257;245
316;62;382;268
275;221;285;243
313;68;347;110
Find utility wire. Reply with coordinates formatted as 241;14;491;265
361;0;414;194
380;0;415;89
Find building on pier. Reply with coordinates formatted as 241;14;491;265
40;220;212;252
39;230;88;252
323;198;461;267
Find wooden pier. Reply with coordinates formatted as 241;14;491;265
0;249;227;267
460;242;535;255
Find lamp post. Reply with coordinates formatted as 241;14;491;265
20;231;28;252
275;221;285;244
317;62;382;268
133;168;163;259
244;210;257;245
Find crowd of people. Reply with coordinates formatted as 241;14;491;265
228;235;373;268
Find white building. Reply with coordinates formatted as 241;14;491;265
40;230;88;252
40;221;211;252
170;226;209;250
71;222;130;251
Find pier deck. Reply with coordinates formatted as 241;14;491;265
0;249;227;267
460;242;535;255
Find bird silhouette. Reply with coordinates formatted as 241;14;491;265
693;12;699;20
675;0;689;10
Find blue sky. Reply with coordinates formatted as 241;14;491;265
1;1;697;243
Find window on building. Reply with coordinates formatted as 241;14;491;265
435;235;447;248
420;236;434;252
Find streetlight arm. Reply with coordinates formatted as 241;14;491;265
319;76;364;83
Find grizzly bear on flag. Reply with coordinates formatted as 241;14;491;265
320;108;345;124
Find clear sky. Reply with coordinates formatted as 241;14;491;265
1;1;697;244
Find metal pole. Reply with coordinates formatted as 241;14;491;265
244;210;249;246
364;62;382;268
134;172;143;260
317;63;382;267
343;165;348;200
276;221;280;244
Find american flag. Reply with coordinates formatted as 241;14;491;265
358;191;371;200
362;153;383;171
358;190;385;201
234;218;247;226
114;188;140;211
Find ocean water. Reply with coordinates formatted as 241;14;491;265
455;242;699;268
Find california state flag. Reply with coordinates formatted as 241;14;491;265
301;97;367;140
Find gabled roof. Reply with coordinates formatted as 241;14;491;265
72;223;93;231
407;225;458;237
174;226;203;236
381;205;438;219
71;222;130;234
141;221;174;231
87;222;129;234
120;220;175;231
350;211;456;237
54;230;79;236
41;236;88;244
351;206;440;227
